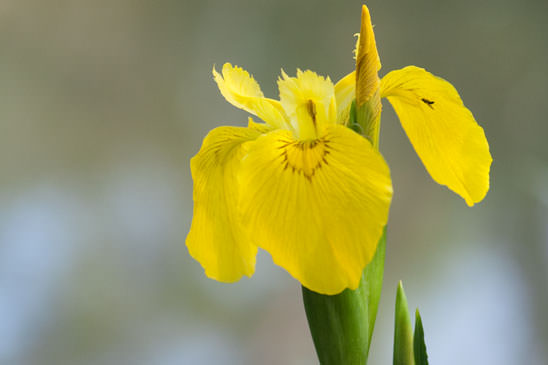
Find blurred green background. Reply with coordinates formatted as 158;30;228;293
1;0;547;364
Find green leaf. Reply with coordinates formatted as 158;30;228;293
348;100;364;135
363;229;386;356
393;282;414;365
355;94;381;148
302;230;386;365
413;310;429;365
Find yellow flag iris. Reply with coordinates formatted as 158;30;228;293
186;5;491;294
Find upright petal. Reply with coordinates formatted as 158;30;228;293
213;63;289;129
238;125;392;294
187;126;261;282
334;71;356;125
278;69;337;140
381;66;492;206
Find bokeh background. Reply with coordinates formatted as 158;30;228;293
1;0;547;364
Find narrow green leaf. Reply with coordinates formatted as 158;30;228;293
362;229;386;356
393;282;414;365
302;230;386;365
413;310;429;365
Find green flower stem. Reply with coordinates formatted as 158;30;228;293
302;231;386;364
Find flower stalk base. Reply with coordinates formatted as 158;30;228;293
302;231;386;364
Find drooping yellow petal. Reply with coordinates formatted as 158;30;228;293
334;71;356;125
278;69;337;140
186;126;261;282
213;63;289;129
355;5;381;106
381;66;492;206
238;125;392;294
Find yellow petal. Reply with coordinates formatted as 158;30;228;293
247;116;274;134
355;5;381;106
278;69;337;140
238;125;392;294
381;66;492;206
334;71;356;124
187;126;261;282
213;63;289;129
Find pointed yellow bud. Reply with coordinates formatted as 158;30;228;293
355;5;381;106
354;5;382;147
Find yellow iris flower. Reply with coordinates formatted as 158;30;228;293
186;5;491;295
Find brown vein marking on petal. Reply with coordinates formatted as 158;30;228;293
421;97;435;109
278;137;331;182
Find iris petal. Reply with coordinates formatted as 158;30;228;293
238;125;392;294
334;71;356;124
186;126;260;281
381;66;492;206
213;63;288;129
278;69;337;139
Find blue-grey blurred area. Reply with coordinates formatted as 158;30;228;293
1;0;547;364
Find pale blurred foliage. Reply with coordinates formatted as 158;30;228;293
0;0;547;364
